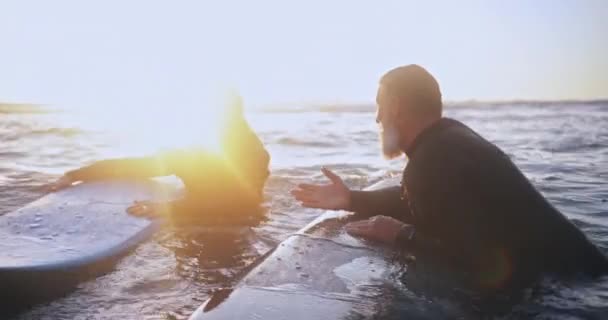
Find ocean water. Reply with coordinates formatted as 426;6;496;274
1;101;607;319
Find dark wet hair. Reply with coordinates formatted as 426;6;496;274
380;64;442;118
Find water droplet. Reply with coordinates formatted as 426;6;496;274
34;217;42;222
29;223;41;229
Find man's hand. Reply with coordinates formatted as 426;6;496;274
345;215;411;245
291;167;351;210
46;175;75;192
127;200;168;218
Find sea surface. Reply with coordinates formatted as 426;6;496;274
1;101;607;319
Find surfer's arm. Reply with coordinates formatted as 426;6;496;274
225;132;271;200
66;156;174;182
349;187;413;222
128;198;212;222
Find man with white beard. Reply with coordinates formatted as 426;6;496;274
291;65;608;293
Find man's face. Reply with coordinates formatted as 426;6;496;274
376;86;404;159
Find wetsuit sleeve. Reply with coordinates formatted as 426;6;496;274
66;156;175;181
237;134;270;192
349;186;413;222
223;126;271;201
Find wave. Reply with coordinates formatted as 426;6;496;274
1;125;84;140
0;103;54;114
275;137;338;148
26;127;84;137
257;104;375;114
447;99;608;108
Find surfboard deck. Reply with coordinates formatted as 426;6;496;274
189;178;402;320
0;179;180;314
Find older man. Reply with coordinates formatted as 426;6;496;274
291;65;608;292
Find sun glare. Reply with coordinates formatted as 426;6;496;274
70;86;247;159
80;100;232;157
152;105;225;154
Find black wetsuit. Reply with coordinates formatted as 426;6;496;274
66;121;270;224
350;118;608;291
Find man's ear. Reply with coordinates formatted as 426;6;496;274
389;96;404;119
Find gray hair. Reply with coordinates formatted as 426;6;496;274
380;64;442;118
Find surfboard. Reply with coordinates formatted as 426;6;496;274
0;179;181;314
189;178;403;320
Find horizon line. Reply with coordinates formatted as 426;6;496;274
1;97;608;112
254;97;608;111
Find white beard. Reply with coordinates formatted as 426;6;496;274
381;124;403;159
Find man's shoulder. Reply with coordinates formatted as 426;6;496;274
437;118;480;141
430;119;499;154
408;118;505;176
412;119;472;157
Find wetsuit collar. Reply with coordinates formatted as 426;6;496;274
405;117;459;157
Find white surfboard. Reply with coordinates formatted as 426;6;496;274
188;178;404;320
0;180;181;313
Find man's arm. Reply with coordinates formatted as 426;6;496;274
349;186;413;222
127;198;189;219
292;168;414;224
344;215;442;254
66;156;174;182
292;168;411;222
224;129;271;199
65;148;223;183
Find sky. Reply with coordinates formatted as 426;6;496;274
1;0;607;112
